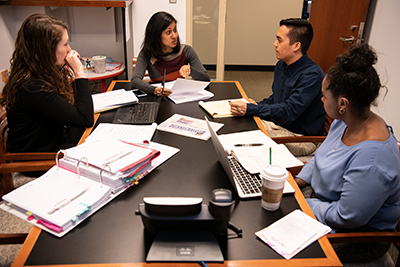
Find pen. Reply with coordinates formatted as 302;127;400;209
228;100;244;114
47;188;88;215
60;63;67;71
234;143;264;147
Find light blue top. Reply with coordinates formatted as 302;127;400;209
298;119;400;232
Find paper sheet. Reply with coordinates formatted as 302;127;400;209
92;89;138;113
255;209;331;259
85;123;157;144
157;114;223;141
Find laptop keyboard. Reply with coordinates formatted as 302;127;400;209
131;103;154;122
228;156;262;196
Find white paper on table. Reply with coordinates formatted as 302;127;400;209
92;90;138;113
168;90;214;104
154;79;213;104
85;123;157;144
218;130;303;174
255;209;331;259
157;114;223;141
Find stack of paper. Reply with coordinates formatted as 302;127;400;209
1;135;180;237
2;166;113;236
60;136;160;193
92;89;138;113
163;78;213;104
255;209;331;259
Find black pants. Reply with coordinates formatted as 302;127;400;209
21;126;86;178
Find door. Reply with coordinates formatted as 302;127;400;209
307;0;370;73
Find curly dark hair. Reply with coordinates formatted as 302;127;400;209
280;18;313;55
2;14;75;109
141;11;181;60
326;44;382;113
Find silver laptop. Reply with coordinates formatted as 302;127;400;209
205;117;263;198
205;117;294;199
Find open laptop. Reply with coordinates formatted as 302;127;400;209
112;70;165;125
205;117;294;199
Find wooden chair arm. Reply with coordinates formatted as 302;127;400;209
4;152;57;162
272;136;326;144
0;160;55;173
0;233;27;244
327;232;400;244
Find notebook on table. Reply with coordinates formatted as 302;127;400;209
205;117;294;199
113;70;165;125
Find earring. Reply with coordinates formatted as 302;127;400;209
339;108;345;115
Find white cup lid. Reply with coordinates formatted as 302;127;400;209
261;164;288;181
92;55;106;60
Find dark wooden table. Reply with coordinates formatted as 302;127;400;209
13;81;341;267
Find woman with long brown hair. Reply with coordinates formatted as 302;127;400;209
2;14;94;153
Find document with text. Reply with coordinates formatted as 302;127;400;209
256;209;331;259
157;114;223;141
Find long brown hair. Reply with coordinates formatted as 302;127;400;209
2;14;75;109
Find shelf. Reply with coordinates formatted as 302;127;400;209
0;0;132;8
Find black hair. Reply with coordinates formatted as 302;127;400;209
141;11;181;60
280;18;313;54
326;44;382;113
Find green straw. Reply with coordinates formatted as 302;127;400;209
269;147;272;165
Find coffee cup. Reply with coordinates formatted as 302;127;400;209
92;55;106;74
261;164;288;211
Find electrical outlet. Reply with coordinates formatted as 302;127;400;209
169;0;177;3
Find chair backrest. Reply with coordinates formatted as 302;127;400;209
0;109;8;163
324;115;333;136
1;69;8;84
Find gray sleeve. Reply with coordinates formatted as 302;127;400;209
184;45;210;82
130;50;158;94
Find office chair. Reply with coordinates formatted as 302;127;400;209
1;69;8;84
0;109;58;197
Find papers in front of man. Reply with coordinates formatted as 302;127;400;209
255;209;331;260
157;78;212;104
218;130;303;174
92;89;138;113
157;114;223;141
199;98;249;118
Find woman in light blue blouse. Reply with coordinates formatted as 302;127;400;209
296;44;400;263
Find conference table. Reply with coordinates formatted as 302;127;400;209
13;81;341;267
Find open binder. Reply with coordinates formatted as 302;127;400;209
1;137;164;237
59;136;160;193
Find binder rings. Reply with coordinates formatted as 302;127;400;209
1;137;163;237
